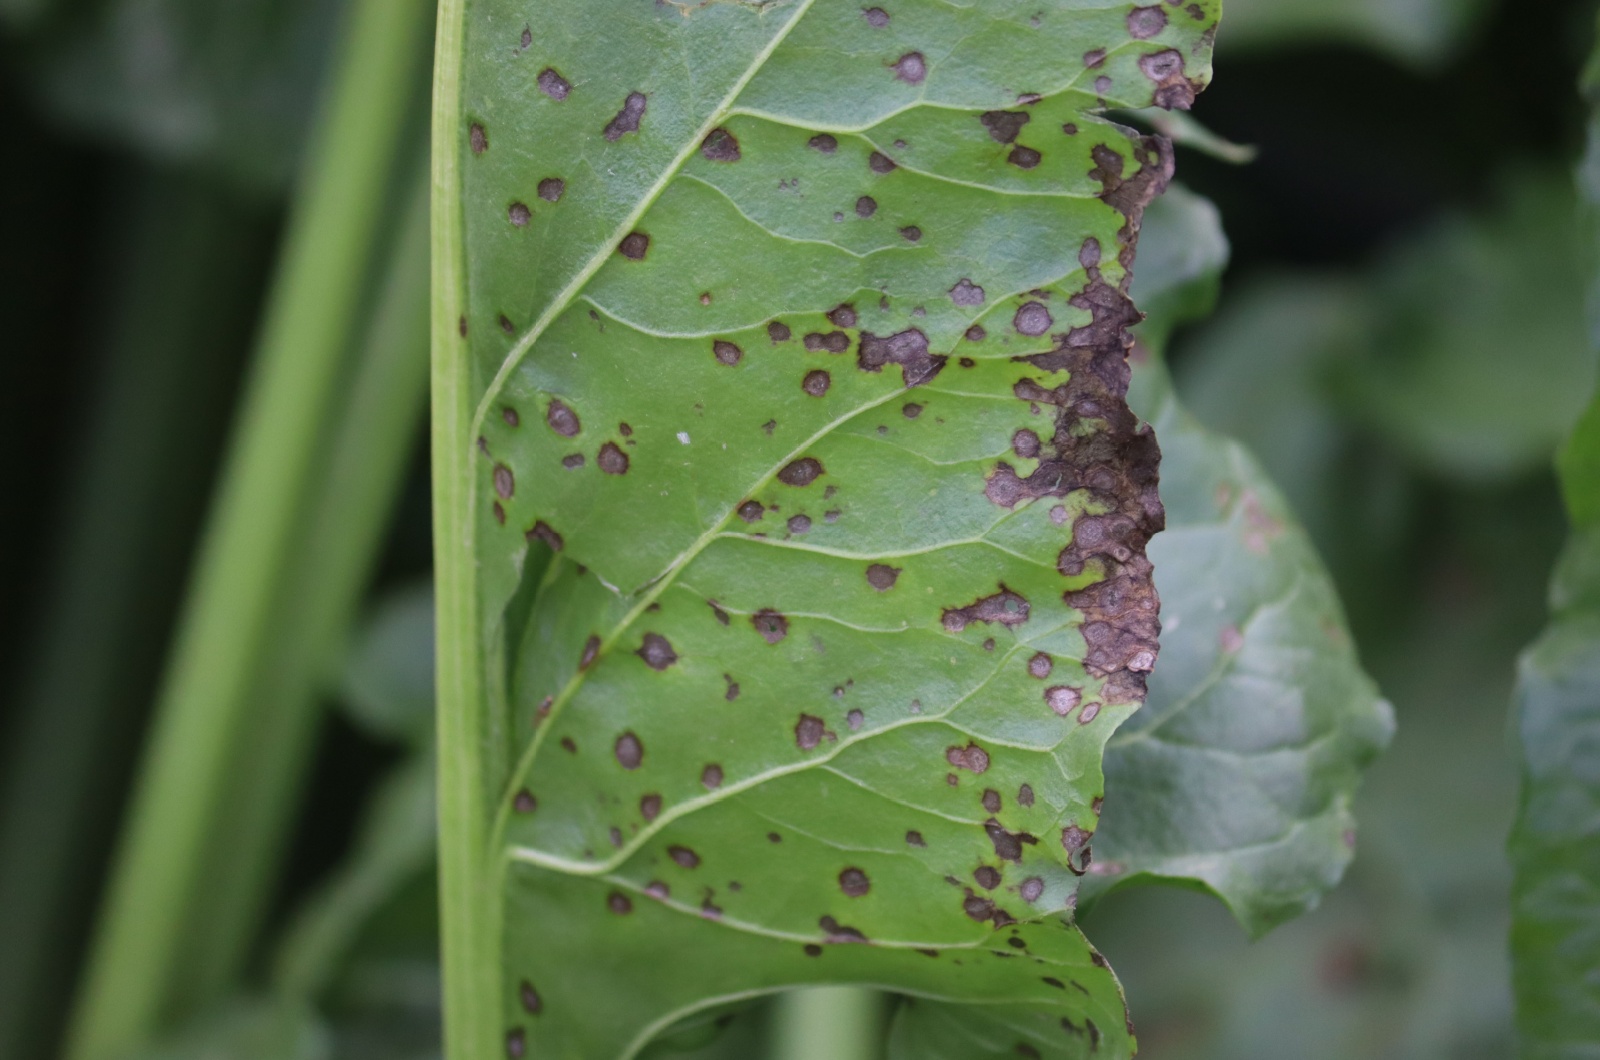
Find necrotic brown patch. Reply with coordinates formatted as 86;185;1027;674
949;278;985;306
795;714;829;750
942;586;1030;632
946;743;990;774
803;370;831;396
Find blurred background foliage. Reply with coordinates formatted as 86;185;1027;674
1;0;1597;1056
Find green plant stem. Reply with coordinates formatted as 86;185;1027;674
65;0;433;1054
430;0;503;1056
769;988;888;1060
0;170;270;1060
175;163;434;1012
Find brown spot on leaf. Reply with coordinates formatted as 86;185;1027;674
527;521;563;551
604;91;647;140
1018;784;1035;807
637;633;677;671
507;1029;526;1058
858;328;944;387
866;564;900;591
537;68;570;100
508;202;530;226
700;127;741;161
1008;146;1042;169
768;320;792;343
855;196;877;218
946;743;990;774
499;315;515;335
975;865;1001;889
796;713;832;750
1061;824;1093;875
778;458;823;486
942;585;1030;632
839;868;870;897
702;764;723;789
808;133;838;153
713;340;743;366
618;232;650;260
514;789;536;813
1139;48;1195;109
579;635;601;670
737;500;765;523
640;794;662;821
538;177;564;202
863;6;889;26
615;732;644;770
1021;878;1045;903
892;52;927;84
900;225;922;241
519;981;541;1014
802;369;831;396
753;609;789;644
949;278;985;306
1045;686;1081;716
828;303;858;328
980;110;1030;143
607;891;633;915
547;399;580;437
981;789;1002;813
788;514;812;534
598;442;629;474
669;845;700;869
1014;301;1053;336
906;830;926;847
869;151;897;173
493;464;515;499
1012;429;1041;458
469;123;488;155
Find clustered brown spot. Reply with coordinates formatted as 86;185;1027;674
946;742;990;774
1061;823;1093;875
804;331;850;353
700;126;741;162
980;110;1030;144
1140;48;1197;109
865;563;900;591
942;585;1030;633
858;328;944;387
604;91;647;140
637;633;677;671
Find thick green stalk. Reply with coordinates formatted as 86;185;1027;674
769;989;888;1060
65;0;432;1055
430;0;503;1056
0;171;270;1060
175;164;434;1012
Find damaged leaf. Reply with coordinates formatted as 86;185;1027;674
1083;188;1394;935
435;0;1218;1055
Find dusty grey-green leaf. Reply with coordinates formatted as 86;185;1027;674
446;0;1220;1054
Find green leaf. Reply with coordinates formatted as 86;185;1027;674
434;0;1220;1055
1334;172;1596;484
1510;522;1600;1059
